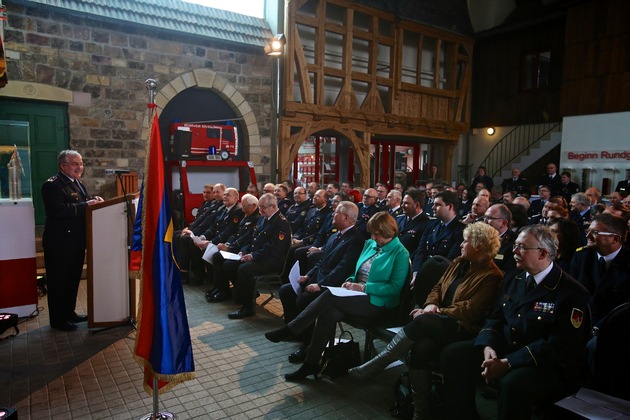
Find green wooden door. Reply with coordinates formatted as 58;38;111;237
0;100;69;224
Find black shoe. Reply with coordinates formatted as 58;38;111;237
51;322;78;331
288;346;307;363
70;313;88;323
227;306;255;319
205;288;219;299
265;326;295;343
285;362;321;381
208;291;230;303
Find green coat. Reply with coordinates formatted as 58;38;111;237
348;237;409;308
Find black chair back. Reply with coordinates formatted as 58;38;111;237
414;255;451;306
592;301;630;399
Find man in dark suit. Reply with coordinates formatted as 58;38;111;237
206;193;260;302
356;187;380;238
569;192;592;243
41;150;104;331
225;193;292;319
568;214;630;372
538;162;563;196
278;201;364;362
411;190;465;283
615;169;630;196
396;189;430;253
558;171;580;203
442;225;589;419
501;167;528;194
528;185;550;218
484;204;517;275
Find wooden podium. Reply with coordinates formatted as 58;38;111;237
86;195;135;328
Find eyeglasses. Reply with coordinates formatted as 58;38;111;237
586;230;618;238
512;244;543;252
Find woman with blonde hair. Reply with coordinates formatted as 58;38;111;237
349;222;503;419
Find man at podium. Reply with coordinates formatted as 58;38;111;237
41;150;104;331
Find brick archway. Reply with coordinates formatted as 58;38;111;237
142;69;262;162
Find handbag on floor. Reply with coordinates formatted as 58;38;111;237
320;330;361;379
388;371;414;419
0;313;19;339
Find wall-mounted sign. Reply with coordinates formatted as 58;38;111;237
563;150;630;162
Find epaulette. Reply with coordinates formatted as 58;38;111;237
46;175;59;182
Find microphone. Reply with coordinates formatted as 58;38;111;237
105;169;131;175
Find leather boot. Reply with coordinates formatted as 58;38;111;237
348;329;414;380
409;369;432;419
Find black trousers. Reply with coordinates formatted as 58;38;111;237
174;234;205;273
440;340;571;420
288;289;387;365
223;259;277;308
402;314;473;370
278;283;323;343
44;245;85;326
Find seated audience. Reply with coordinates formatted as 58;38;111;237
356;188;381;238
386;189;403;217
396;189;430;253
278;201;364;363
528;185;551;218
506;202;528;233
442;225;589;419
265;212;409;381
206;194;260;302
484;204;517;274
470;165;494;192
223;193;292;319
558;171;580;203
285;187;313;238
349;223;503;418
462;196;489;224
568;214;630;373
411;191;465;282
548;218;582;271
274;183;292;215
457;188;472;219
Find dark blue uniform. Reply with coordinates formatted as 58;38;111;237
411;218;465;273
285;201;313;239
225;210;292;310
442;264;589;419
41;173;90;329
211;213;260;295
396;212;430;253
355;203;380;238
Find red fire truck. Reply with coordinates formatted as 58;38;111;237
167;121;257;226
169;121;238;160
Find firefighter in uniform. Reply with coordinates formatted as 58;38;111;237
441;225;589;420
225;193;291;319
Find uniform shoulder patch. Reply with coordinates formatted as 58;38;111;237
278;231;286;241
571;308;584;328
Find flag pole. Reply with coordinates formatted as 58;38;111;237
138;79;178;420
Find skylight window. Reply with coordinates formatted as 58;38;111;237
181;0;264;18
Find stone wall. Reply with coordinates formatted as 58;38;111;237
2;2;273;195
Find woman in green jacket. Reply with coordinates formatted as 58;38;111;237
265;211;409;381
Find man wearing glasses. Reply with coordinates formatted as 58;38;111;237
224;193;291;319
568;214;630;372
356;187;380;238
484;204;517;275
41;150;104;331
442;225;589;419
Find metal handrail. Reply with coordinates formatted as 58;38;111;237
480;122;562;178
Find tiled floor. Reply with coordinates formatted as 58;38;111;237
1;279;499;419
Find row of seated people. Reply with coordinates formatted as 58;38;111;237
264;210;630;419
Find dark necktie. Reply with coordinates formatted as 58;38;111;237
526;275;536;292
435;222;444;238
333;232;343;244
599;256;607;276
